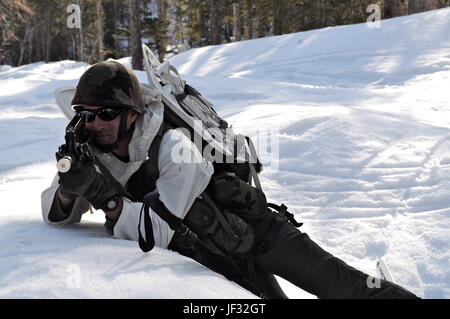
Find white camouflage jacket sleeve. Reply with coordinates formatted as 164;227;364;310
41;175;90;225
114;129;214;248
41;128;214;249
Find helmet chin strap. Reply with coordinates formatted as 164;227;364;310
117;109;130;141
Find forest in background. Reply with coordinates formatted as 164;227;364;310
1;0;449;69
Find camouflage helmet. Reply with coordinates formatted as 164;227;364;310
71;61;145;114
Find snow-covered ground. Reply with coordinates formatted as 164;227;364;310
1;8;449;298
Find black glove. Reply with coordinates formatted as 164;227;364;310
58;160;121;210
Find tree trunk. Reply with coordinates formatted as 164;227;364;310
129;0;143;70
76;0;84;62
323;0;335;26
254;0;268;37
18;40;25;66
18;21;32;66
71;33;76;60
233;1;241;42
272;0;283;35
209;0;223;45
76;27;84;62
0;29;3;64
156;0;168;62
113;0;119;53
27;24;33;64
94;0;105;63
409;0;423;12
45;17;51;63
198;4;209;46
243;0;253;39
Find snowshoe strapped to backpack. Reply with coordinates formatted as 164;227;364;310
141;44;263;185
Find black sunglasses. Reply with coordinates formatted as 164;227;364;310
76;108;123;122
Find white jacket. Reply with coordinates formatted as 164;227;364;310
41;101;214;248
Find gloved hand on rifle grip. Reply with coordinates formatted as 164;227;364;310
57;160;121;210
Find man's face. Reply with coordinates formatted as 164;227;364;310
83;106;122;146
81;106;137;149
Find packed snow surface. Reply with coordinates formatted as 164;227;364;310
1;8;449;298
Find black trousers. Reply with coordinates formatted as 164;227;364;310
169;211;419;299
252;211;419;299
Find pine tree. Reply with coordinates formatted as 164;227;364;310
184;0;209;47
208;0;226;45
170;0;189;50
254;0;271;37
425;0;441;10
384;0;409;18
0;0;33;65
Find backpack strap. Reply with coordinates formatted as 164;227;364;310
138;120;170;253
138;202;155;252
146;119;169;183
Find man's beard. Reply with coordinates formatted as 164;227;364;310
92;137;120;153
90;123;135;153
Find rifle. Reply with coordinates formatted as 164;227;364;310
56;113;94;173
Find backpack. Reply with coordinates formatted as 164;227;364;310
138;43;303;244
137;45;271;254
